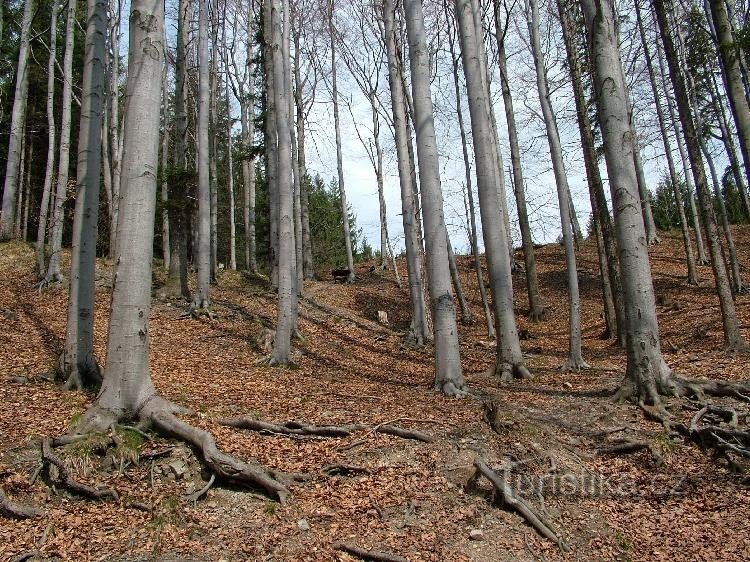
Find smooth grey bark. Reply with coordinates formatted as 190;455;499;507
328;0;355;283
404;0;465;393
654;31;708;264
559;0;626;343
21;141;31;241
635;0;698;285
492;0;545;322
209;13;219;280
382;0;429;346
106;0;122;257
264;0;279;288
710;0;750;192
164;0;190;300
270;0;296;364
526;0;587;371
193;0;212;312
654;0;745;350
80;0;163;421
455;0;528;380
161;37;171;270
44;0;78;284
14;132;26;237
226;80;237;271
242;97;258;272
36;0;60;277
580;0;674;403
447;12;495;338
293;24;313;279
62;0;107;390
0;0;35;239
632;129;661;245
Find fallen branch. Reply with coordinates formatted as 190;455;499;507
473;459;568;552
321;464;370;477
41;439;119;502
0;486;41;519
219;417;435;443
332;541;407;562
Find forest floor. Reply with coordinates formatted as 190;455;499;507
1;228;750;561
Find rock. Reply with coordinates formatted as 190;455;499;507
168;459;188;480
469;529;484;541
297;519;310;532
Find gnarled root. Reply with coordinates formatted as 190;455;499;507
560;357;591;373
40;439;119;501
473;459;568;552
144;403;289;503
0;486;42;519
219;417;435;443
332;541;407;562
493;361;532;382
59;352;102;391
436;380;468;397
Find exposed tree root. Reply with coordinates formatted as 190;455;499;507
59;352;102;391
40;439;119;501
596;440;651;456
186;474;215;504
436;380;469;397
527;307;547;323
332;541;407;562
473;459;568;552
321;464;370;477
218;417;435;443
493;361;533;382
560;357;591;373
0;486;42;519
35;272;64;292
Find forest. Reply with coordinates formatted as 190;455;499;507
0;0;749;559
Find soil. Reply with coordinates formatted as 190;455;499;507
1;227;749;561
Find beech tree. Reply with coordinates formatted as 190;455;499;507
403;0;465;394
0;0;35;240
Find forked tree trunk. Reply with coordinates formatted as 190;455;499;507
404;0;465;394
455;0;529;380
654;0;746;350
527;0;587;371
193;0;212;312
635;0;698;284
329;0;355;283
62;0;107;390
492;0;545;322
45;0;78;284
559;0;626;342
579;0;674;404
0;0;35;239
36;0;60;277
382;0;429;346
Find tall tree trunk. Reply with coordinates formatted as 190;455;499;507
329;0;355;283
161;39;171;270
654;0;746;350
404;0;465;393
0;0;35;239
62;0;107;390
21;142;31;241
164;0;190;300
559;0;626;342
44;0;78;284
264;0;279;288
579;0;674;404
382;0;429;346
80;0;165;423
209;13;219;279
226;82;238;271
107;0;122;257
241;92;258;272
447;12;495;338
526;0;587;371
655;31;709;264
492;0;545;321
710;0;750;192
192;0;212;312
293;28;313;279
635;0;698;284
270;0;296;363
447;239;472;325
456;0;529;381
632;129;661;244
36;0;61;277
